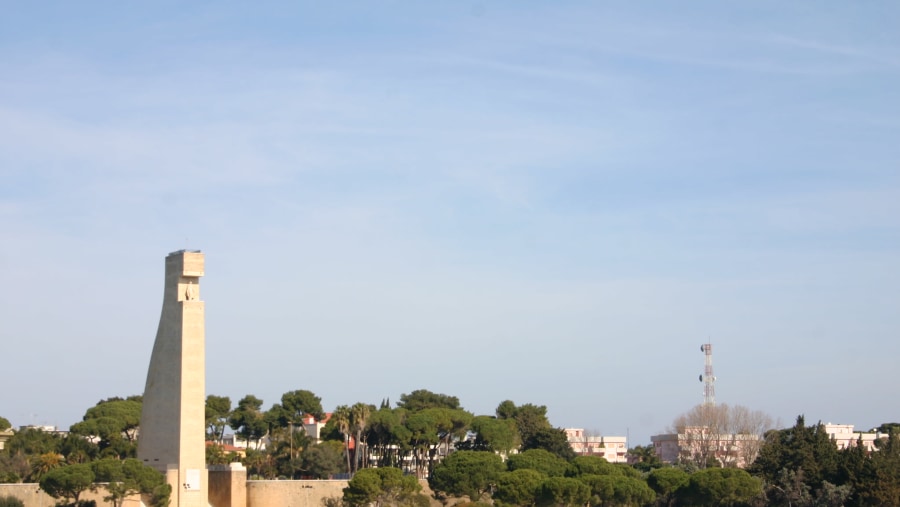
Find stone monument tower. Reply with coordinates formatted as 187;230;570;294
138;250;208;507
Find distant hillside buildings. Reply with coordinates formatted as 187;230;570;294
650;423;886;468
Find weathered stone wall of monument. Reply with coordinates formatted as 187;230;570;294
209;464;247;507
138;250;208;507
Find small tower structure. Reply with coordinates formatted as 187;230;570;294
699;343;716;406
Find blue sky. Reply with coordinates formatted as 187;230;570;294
2;1;899;446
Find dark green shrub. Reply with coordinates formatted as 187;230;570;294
0;495;25;507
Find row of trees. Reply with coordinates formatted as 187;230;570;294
748;416;900;506
428;451;763;507
0;397;168;506
4;390;900;506
331;450;763;507
334;417;900;507
37;458;170;507
0;397;144;484
205;389;573;481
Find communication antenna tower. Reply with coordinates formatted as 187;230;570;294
699;343;716;406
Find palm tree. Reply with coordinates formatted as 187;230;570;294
332;405;352;475
29;452;64;481
350;403;372;473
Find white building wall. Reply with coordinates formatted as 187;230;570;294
565;428;628;463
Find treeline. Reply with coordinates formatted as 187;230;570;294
3;391;900;506
206;389;569;481
0;396;168;507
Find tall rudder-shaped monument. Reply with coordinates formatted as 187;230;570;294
138;250;208;507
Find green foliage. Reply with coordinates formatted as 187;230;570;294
679;467;762;507
647;467;689;503
0;495;24;507
748;415;840;498
496;401;518;420
228;395;268;449
844;430;900;506
765;468;813;506
628;445;663;472
609;475;655;506
90;458;168;507
148;482;172;507
350;402;375;472
574;474;613;504
816;481;852;506
4;427;64;457
508;449;569;478
365;408;407;469
280;389;326;423
494;469;544;507
319;417;344;442
28;452;65;482
69;399;142;458
301;442;347;479
875;423;900;435
429;451;505;501
576;473;655;507
0;418;10;432
262;422;312;479
206;443;233;465
404;410;442;477
397;390;460;412
205;395;231;442
83;400;142;439
523;428;575;461
536;476;590;507
567;456;617;477
497;402;551;448
343;467;425;507
39;463;95;503
0;451;29;484
60;434;99;464
463;416;520;454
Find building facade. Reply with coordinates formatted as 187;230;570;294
650;426;761;468
823;423;884;452
564;429;628;463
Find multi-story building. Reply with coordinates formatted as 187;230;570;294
564;428;628;463
823;423;884;452
650;426;761;468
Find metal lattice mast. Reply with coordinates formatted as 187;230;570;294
700;343;716;406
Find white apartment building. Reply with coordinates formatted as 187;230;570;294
823;423;884;452
650;426;761;468
564;428;628;463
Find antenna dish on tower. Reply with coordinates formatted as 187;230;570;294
699;343;716;406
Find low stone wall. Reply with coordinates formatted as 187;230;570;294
245;479;444;507
0;483;141;507
247;479;347;507
0;476;445;507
